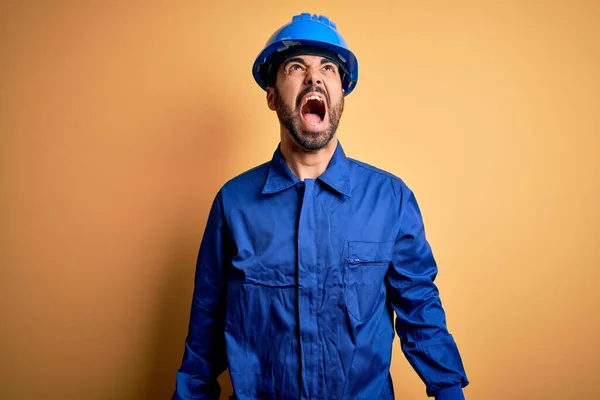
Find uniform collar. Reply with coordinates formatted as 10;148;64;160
262;141;352;197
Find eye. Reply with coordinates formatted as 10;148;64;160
322;64;337;73
288;63;303;72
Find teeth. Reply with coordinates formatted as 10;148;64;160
306;95;323;102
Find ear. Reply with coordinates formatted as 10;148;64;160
266;87;276;111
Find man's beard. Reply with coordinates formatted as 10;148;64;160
274;86;344;151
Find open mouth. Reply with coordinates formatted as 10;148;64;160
301;95;326;127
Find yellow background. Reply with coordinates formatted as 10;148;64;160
1;1;599;399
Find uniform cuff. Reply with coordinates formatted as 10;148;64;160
434;384;465;400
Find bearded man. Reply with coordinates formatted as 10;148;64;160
173;13;469;400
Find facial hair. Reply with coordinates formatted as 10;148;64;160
274;85;344;151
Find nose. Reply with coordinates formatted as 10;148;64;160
304;66;323;87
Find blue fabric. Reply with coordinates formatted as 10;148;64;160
435;385;465;400
173;142;469;400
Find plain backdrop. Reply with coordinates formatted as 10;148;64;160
1;1;599;399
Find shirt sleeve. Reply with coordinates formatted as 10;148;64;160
386;187;469;399
173;191;229;400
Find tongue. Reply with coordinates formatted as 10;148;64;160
304;113;322;125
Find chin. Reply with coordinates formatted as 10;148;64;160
293;129;335;151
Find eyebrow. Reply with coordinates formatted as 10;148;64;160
283;57;307;68
283;57;337;68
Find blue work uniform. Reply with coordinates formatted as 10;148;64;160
173;142;469;400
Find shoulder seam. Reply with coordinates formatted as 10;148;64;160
348;158;403;183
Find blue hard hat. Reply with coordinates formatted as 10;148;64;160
252;13;359;96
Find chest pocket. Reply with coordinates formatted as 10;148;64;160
345;240;394;322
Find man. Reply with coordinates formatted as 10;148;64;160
173;13;469;400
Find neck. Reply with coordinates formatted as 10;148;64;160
279;131;337;181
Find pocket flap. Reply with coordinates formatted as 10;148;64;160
348;240;394;264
